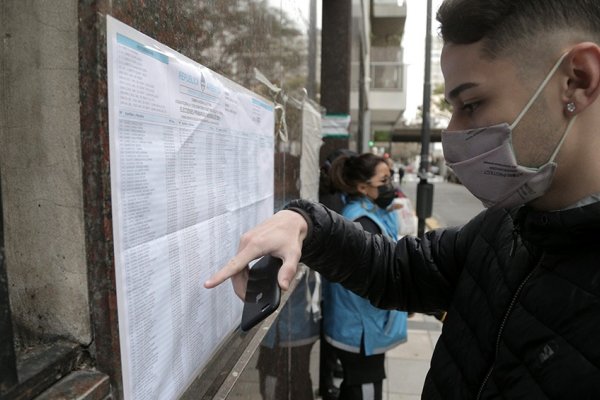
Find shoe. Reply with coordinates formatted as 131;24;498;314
322;387;340;400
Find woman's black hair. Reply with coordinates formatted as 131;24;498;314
319;149;358;196
329;153;385;195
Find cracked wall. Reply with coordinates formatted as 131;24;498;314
0;0;91;346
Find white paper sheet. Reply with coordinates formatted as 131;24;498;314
299;101;323;201
107;16;275;400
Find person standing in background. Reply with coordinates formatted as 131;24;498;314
317;149;357;400
397;164;405;186
322;153;407;400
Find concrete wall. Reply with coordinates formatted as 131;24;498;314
0;0;91;345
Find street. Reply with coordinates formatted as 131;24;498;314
400;174;485;228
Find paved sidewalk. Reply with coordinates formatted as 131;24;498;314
382;313;442;399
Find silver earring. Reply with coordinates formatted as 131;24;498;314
566;102;576;113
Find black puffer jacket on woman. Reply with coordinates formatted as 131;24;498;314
287;199;600;399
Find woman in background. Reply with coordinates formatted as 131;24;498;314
322;153;408;400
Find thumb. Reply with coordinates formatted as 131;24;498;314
277;256;300;291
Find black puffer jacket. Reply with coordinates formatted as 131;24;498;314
287;199;600;399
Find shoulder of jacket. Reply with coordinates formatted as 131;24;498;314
454;208;515;254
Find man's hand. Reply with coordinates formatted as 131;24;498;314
204;210;308;299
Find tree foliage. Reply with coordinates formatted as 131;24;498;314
116;0;309;97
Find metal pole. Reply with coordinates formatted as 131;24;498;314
416;0;434;238
357;40;365;153
307;0;317;100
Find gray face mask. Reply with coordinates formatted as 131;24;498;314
441;53;577;209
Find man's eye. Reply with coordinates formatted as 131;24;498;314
461;102;480;114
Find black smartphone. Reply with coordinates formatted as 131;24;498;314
240;255;282;332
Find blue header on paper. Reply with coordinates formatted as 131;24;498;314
117;33;169;64
252;98;274;111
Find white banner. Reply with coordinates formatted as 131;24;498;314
300;102;323;201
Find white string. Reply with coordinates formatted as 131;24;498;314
254;67;289;142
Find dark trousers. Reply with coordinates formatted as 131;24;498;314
257;342;315;400
319;338;342;399
334;346;386;400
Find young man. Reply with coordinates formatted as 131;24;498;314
206;1;600;398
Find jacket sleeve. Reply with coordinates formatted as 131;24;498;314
286;199;484;314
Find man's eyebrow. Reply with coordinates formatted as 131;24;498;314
446;82;479;102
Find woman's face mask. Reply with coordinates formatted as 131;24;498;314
441;52;576;209
363;162;395;209
374;183;396;209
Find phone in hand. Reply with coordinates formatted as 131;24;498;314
240;255;282;332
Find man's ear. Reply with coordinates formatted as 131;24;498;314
562;42;600;115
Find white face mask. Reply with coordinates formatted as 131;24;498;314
441;52;577;209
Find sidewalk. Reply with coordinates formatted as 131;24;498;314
382;313;442;399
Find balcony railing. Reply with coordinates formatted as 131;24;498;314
371;61;404;91
351;61;405;91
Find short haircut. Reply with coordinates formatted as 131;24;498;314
437;0;600;59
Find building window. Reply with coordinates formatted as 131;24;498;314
370;62;404;90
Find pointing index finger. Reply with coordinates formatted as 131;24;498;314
203;257;242;288
203;247;259;289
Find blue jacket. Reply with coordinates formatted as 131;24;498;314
323;197;407;355
262;268;320;349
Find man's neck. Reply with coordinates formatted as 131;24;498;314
531;162;600;211
531;119;600;211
